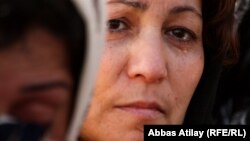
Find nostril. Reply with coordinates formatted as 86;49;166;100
135;74;141;77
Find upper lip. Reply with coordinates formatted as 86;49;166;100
116;101;165;114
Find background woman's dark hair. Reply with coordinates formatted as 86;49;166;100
0;0;86;128
203;0;238;65
184;0;238;124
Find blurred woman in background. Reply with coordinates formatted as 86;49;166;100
0;0;86;140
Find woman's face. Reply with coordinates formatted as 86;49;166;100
0;27;72;125
82;0;203;141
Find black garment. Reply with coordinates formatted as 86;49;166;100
184;49;223;124
0;123;46;141
213;0;250;125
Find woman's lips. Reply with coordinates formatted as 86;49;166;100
115;101;165;119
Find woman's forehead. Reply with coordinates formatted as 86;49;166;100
107;0;202;20
106;0;202;14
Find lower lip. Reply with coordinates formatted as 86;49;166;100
116;107;164;120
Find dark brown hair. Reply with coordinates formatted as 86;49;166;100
184;0;239;124
203;0;238;65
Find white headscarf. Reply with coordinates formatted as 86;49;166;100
65;0;105;141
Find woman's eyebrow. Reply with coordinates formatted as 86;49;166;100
107;0;148;11
21;80;70;94
169;5;202;19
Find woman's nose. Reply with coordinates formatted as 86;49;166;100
127;29;167;83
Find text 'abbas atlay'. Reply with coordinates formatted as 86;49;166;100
147;128;246;138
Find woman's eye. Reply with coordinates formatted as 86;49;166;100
166;28;196;42
107;19;127;32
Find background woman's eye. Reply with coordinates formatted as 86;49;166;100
167;28;196;42
107;19;127;32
